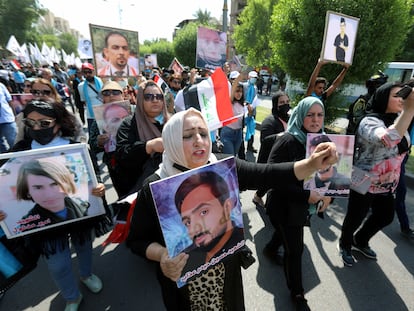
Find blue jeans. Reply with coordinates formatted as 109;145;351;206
0;122;17;153
44;236;93;301
220;126;242;156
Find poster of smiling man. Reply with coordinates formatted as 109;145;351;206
0;144;105;238
150;157;244;287
320;11;360;65
90;24;139;78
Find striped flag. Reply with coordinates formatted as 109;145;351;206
183;68;238;131
152;74;170;93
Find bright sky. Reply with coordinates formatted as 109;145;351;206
38;0;228;43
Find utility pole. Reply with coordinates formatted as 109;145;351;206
222;0;228;33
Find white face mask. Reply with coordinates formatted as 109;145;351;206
249;77;257;84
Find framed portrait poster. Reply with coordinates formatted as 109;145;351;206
149;157;245;287
320;11;360;65
92;100;132;152
196;26;227;71
304;133;354;197
0;144;105;238
89;24;139;78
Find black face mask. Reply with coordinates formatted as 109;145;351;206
28;126;56;145
278;104;290;122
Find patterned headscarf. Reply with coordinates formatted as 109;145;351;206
287;96;325;145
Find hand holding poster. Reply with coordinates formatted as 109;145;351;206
304;133;354;197
92;100;132;152
0;144;105;238
149;157;245;287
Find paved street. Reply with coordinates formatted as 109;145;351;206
1;96;414;310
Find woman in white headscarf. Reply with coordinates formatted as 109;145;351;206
126;108;337;311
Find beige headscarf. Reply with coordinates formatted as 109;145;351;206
134;80;170;142
156;108;217;179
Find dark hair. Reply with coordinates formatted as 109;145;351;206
16;159;76;201
315;77;328;86
175;171;230;213
310;134;332;147
232;84;245;103
24;100;78;138
104;31;129;48
271;91;288;114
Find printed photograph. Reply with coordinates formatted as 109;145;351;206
149;157;245;287
0;144;105;238
320;11;360;65
196;26;227;71
90;24;139;78
92;100;132;152
304;133;355;197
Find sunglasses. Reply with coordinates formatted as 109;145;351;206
83;70;93;74
24;84;32;88
143;93;163;101
31;89;52;96
172;80;181;84
102;90;123;96
22;118;56;129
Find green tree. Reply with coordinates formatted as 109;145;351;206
58;33;78;56
39;34;60;50
0;0;43;46
140;39;174;69
395;5;414;61
193;9;213;26
270;0;413;84
173;22;199;68
233;0;278;68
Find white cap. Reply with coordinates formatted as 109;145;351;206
248;71;258;78
229;71;240;79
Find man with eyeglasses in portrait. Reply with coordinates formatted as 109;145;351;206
0;80;17;152
98;31;139;78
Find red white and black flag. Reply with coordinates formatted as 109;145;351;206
152;74;170;94
183;68;239;131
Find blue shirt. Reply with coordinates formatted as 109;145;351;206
0;82;15;123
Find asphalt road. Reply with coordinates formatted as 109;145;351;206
1;96;414;310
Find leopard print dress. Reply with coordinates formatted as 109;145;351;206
187;263;226;310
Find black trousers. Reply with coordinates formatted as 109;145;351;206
340;190;395;250
272;222;304;297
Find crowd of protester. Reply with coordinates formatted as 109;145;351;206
0;55;413;311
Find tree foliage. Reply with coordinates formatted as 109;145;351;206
193;9;213;25
140;39;174;69
0;0;43;46
58;33;78;55
270;0;414;83
233;0;278;67
173;22;199;68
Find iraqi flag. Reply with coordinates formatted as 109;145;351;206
183;68;238;131
152;74;170;93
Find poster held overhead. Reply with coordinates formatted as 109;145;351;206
320;11;360;65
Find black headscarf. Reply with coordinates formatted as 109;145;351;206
367;82;400;127
367;82;409;154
